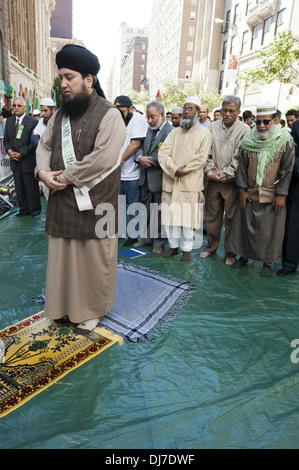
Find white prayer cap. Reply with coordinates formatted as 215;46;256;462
184;96;201;108
33;109;40;115
40;97;55;107
171;106;183;114
256;103;276;116
134;104;144;114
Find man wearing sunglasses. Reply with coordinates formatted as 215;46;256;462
4;97;41;218
227;103;295;277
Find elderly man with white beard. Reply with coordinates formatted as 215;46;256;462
158;96;212;262
227;103;295;276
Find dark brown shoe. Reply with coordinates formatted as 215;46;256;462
181;252;191;262
162;248;178;258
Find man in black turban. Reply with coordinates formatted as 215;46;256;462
35;45;126;335
56;44;106;98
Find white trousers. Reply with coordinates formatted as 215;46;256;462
164;226;194;252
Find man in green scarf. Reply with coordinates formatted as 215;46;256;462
227;103;295;276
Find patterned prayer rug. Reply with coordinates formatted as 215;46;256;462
0;313;122;418
99;262;195;342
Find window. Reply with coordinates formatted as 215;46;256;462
230;36;238;55
242;30;250;54
275;8;286;35
191;0;197;5
251;23;261;50
189;26;195;36
224;10;231;32
262;16;272;45
246;0;253;16
222;40;227;63
190;11;196;21
185;71;191;79
219;71;224;93
186;56;193;66
234;3;239;24
141;54;145;61
187;41;194;51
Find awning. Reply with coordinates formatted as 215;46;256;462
0;80;15;98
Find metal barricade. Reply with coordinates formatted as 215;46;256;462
0;138;12;183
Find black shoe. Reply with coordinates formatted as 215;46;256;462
276;268;296;277
260;263;273;277
231;257;248;269
123;237;138;247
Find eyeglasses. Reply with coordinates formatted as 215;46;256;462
12;104;23;108
256;119;272;126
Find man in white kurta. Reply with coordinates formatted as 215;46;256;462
158;97;212;262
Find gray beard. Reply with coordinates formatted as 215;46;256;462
180;116;198;130
254;126;274;141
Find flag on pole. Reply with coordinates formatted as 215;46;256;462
22;90;26;101
156;90;163;102
53;92;57;107
26;98;31;115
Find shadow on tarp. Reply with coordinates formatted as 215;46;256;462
1;198;299;449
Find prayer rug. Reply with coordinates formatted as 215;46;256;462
98;262;195;342
0;313;122;418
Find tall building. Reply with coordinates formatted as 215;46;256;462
213;0;299;110
192;0;225;91
50;0;73;39
8;0;56;102
121;36;148;94
109;22;148;100
0;0;10;86
147;0;200;99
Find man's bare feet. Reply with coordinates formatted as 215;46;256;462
199;251;210;259
225;257;235;265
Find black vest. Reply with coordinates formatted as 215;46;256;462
46;92;121;239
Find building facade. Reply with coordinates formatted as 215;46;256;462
0;0;10;86
121;36;148;94
109;22;148;100
8;0;56;104
214;0;299;111
147;0;200;99
50;0;73;39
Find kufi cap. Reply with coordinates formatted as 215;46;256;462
33;109;40;115
40;98;55;107
184;96;201;108
171;106;183;114
256;103;276;116
114;95;133;108
134;104;144;114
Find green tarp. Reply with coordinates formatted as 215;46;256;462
1;200;299;449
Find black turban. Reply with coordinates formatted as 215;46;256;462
56;44;105;98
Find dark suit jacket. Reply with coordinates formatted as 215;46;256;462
289;120;299;200
137;121;173;193
4;115;38;173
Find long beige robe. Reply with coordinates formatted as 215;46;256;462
158;124;212;229
35;107;126;323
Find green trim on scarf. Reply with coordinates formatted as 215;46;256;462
241;124;293;189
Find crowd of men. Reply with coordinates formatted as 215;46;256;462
1;44;299;335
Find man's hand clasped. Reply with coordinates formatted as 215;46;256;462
175;165;191;177
208;167;227;182
38;169;68;193
138;156;156;170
